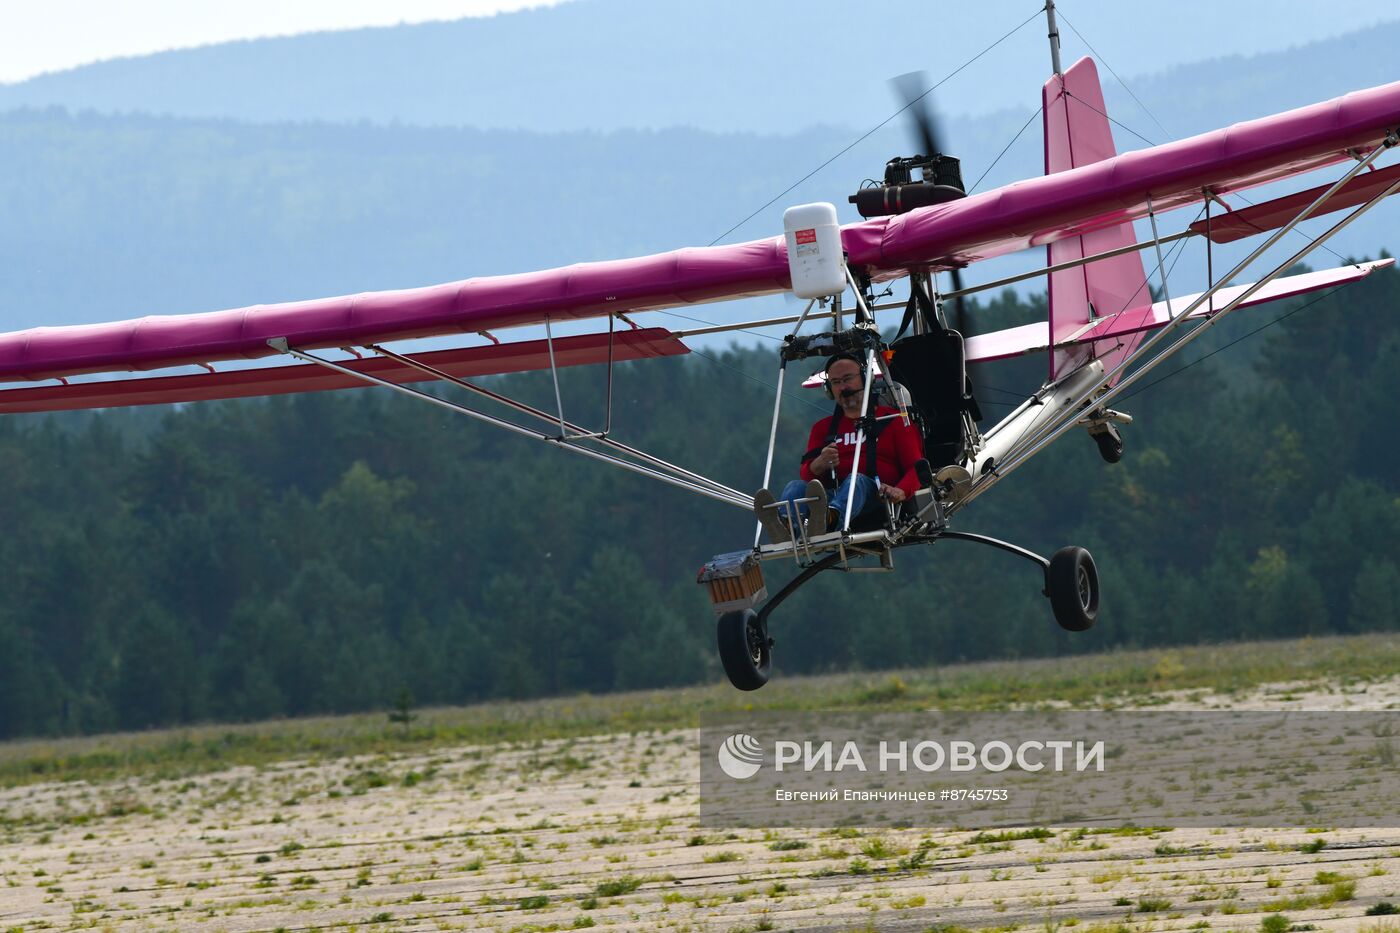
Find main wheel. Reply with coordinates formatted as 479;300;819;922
717;609;772;691
1046;546;1099;632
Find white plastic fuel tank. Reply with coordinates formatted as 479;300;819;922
783;202;845;299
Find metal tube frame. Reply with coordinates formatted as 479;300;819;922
936;530;1050;575
985;140;1391;475
845;266;874;324
363;341;746;500
271;341;753;510
841;346;879;532
913;272;931;336
668;164;1391;345
1146;195;1175;335
603;313;615;437
942;230;1191;298
961;137;1399;507
752;526;1050;624
754;359;789;548
673;299;898;339
543;315;568;437
753;298;818;547
672;232;1199;340
756;552;846;625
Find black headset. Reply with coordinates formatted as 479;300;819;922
822;351;867;400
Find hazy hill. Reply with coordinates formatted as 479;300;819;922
1;103;1394;339
1;0;1396;137
0;109;870;333
3;6;1399;335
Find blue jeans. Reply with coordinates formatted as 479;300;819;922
779;474;878;527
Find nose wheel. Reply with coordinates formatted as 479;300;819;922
716;609;772;691
1093;424;1124;463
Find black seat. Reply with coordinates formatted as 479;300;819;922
886;330;982;468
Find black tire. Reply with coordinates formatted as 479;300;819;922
1094;428;1124;463
1046;546;1099;632
717;609;772;691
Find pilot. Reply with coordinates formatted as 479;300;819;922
754;351;924;542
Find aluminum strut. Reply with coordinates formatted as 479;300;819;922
980;136;1396;489
842;346;879;532
754;359;788;548
936;531;1050;574
963;138;1400;508
672;233;1197;340
363;343;746;501
269;341;754;511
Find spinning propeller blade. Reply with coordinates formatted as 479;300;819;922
891;70;944;158
891;71;968;335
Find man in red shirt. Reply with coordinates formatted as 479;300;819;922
754;352;925;542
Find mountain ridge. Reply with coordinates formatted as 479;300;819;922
3;2;1397;137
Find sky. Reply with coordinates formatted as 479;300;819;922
0;0;569;83
2;1;1397;90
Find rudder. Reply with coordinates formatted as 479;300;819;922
1043;57;1150;383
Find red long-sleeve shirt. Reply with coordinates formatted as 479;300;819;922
798;405;924;497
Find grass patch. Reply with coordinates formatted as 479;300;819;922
4;634;1400;784
970;828;1053;844
768;839;809;851
594;876;643;897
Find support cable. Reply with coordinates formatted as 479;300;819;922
705;7;1044;246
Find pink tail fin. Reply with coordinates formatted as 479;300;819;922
1043;57;1150;383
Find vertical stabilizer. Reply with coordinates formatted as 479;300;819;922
1043;57;1148;382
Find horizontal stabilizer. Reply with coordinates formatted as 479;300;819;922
0;328;687;414
963;259;1392;364
1190;162;1400;244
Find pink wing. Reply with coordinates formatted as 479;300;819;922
0;328;685;414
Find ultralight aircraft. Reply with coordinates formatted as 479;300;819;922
2;3;1398;689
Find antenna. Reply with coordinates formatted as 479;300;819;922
1045;0;1063;77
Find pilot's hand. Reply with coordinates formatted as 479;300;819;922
813;445;839;472
880;483;907;503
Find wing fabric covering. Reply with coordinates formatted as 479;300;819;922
2;65;1400;395
1188;161;1400;243
1043;57;1152;382
0;328;686;415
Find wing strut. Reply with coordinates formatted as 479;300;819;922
958;132;1400;509
266;337;753;511
360;339;742;502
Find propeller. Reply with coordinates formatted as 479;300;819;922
891;71;945;161
890;72;970;337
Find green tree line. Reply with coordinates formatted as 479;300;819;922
0;267;1397;738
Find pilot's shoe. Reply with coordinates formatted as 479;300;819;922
752;488;790;544
805;480;829;535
